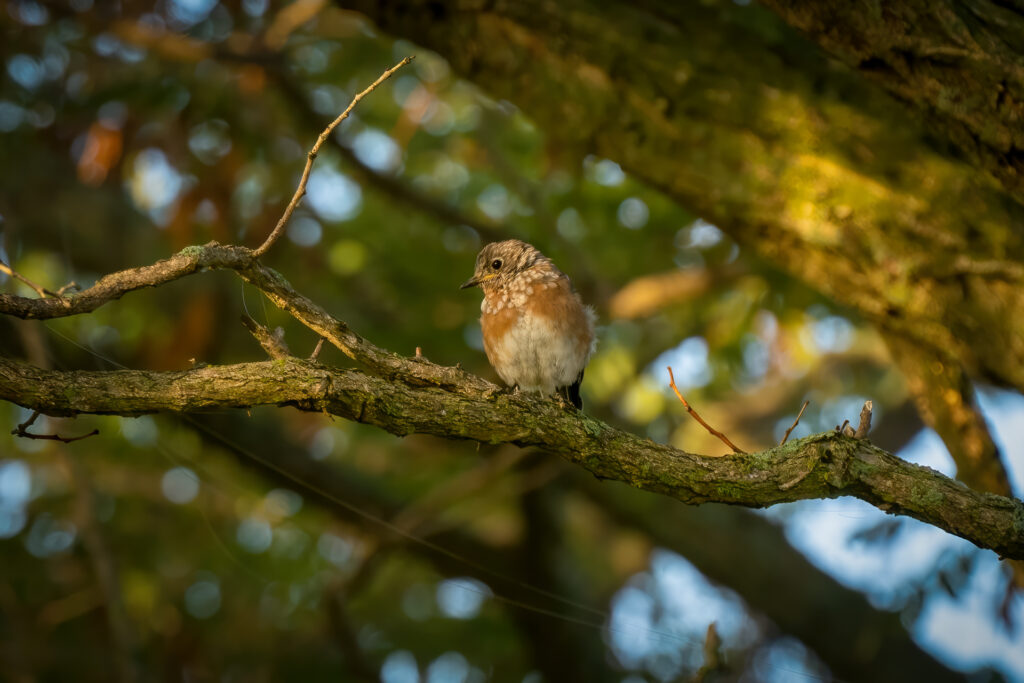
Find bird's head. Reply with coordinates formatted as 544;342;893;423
460;240;548;292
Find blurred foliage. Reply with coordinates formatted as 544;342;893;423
0;1;1021;682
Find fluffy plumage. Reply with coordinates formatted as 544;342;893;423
461;240;596;408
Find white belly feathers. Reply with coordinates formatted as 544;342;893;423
486;311;589;395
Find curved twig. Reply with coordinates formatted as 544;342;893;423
251;56;414;258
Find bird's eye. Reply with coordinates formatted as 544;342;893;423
491;259;502;270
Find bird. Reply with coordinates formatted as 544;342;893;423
461;240;596;409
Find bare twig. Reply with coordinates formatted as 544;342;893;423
56;281;80;296
240;314;291;359
1;260;48;297
780;400;810;446
266;64;507;241
667;367;746;454
14;409;40;431
0;260;75;308
11;410;99;443
111;24;506;243
251;56;414;258
854;400;873;439
309;337;325;361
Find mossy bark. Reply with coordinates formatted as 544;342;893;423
2;355;1022;560
760;0;1024;204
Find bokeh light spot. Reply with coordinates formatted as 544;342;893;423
476;184;511;221
327;239;368;275
591;158;625;186
436;578;490;619
352;129;401;173
184;577;221;619
236;517;272;554
381;650;420;683
161;467;199;505
618;197;649;229
426;652;469;683
317;531;353;569
287;215;323;247
653;337;712;390
307;167;362;222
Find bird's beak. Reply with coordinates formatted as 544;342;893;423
461;272;497;289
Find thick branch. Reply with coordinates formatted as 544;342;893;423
759;0;1024;205
2;356;1022;560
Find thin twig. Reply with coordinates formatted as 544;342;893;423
667;367;746;454
252;56;414;258
0;260;48;297
15;410;40;431
56;281;80;296
240;314;291;359
309;337;325;361
0;259;76;308
780;400;810;446
11;410;99;443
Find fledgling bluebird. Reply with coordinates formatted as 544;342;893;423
461;240;596;409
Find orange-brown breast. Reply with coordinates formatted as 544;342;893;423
525;277;594;357
480;294;519;369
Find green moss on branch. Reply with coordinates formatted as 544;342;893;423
1;356;1022;560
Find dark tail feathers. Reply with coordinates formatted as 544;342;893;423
558;370;585;410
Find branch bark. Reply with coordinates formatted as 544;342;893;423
0;243;490;391
2;355;1021;560
759;0;1024;205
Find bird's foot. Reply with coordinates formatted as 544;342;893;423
553;388;579;411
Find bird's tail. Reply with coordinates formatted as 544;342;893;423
560;370;584;410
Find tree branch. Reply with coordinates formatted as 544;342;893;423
251;55;413;257
2;356;1022;560
758;0;1024;205
0;242;490;391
